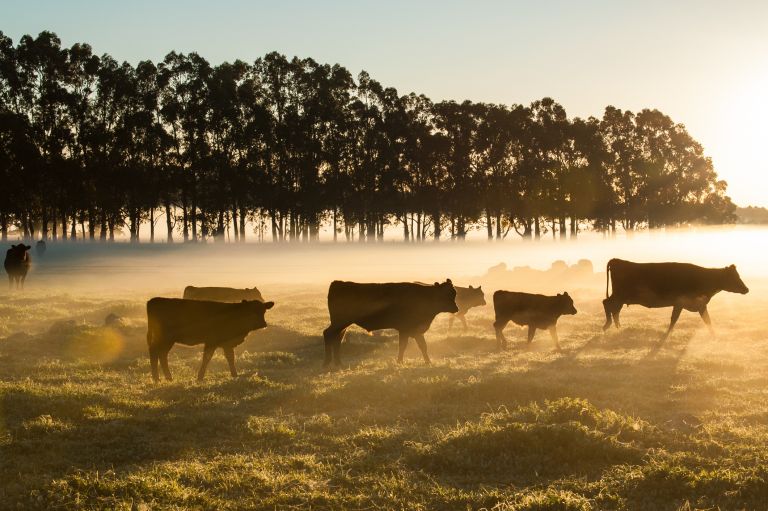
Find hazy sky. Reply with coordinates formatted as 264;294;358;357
3;0;767;206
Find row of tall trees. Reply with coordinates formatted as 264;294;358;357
0;31;735;243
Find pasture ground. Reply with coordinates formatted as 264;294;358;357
1;284;768;510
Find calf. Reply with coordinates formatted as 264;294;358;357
603;258;749;341
323;280;458;367
183;285;264;302
493;291;577;350
448;285;487;331
4;244;31;289
146;297;274;382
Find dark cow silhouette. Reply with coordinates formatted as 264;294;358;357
448;285;487;331
35;240;47;257
602;258;749;341
4;244;31;289
183;285;264;302
323;280;458;367
493;291;577;350
146;297;274;382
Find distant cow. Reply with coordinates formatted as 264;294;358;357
323;280;458;367
448;285;487;331
146;297;274;382
4;244;31;289
183;286;264;302
493;291;577;350
603;258;749;341
35;240;47;257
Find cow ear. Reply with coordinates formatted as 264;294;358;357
25;245;31;250
264;301;275;309
446;278;452;285
563;291;570;297
729;264;736;269
468;285;473;289
478;286;482;290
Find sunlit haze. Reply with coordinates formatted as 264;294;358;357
3;0;767;205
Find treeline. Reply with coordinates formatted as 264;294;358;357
0;31;735;243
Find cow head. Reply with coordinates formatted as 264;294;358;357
722;265;749;294
558;292;578;315
465;285;487;307
433;279;459;313
242;299;275;329
7;244;31;260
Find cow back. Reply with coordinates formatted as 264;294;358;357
183;286;264;303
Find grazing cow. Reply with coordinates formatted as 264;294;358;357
146;297;274;382
493;291;577;350
323;280;458;367
183;285;264;303
448;285;487;331
4;244;31;289
603;259;749;341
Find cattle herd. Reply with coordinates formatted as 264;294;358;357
2;244;751;382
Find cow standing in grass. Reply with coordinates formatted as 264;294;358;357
493;291;577;350
4;244;31;289
448;285;486;332
323;280;458;367
602;258;749;341
146;297;274;382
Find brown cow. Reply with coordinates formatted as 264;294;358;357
603;258;749;341
146;297;274;382
4;244;31;289
493;291;577;350
323;280;458;367
183;286;264;302
448;285;487;331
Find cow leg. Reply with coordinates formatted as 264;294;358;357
548;326;561;351
459;313;468;330
414;334;431;365
197;344;216;381
7;275;11;289
661;306;683;342
323;325;345;367
397;332;410;364
159;346;173;382
149;344;160;383
603;297;622;331
494;319;509;350
527;326;537;344
699;307;715;336
223;346;237;377
20;275;25;290
448;315;455;333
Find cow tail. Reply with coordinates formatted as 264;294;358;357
605;260;612;299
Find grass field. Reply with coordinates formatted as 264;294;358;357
1;279;768;510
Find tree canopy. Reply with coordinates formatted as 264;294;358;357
0;31;736;242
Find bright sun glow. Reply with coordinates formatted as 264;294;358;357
713;69;768;206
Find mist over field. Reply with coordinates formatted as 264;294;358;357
1;228;768;510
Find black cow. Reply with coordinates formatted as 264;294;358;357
493;291;577;350
35;240;47;257
183;285;264;302
448;285;487;331
602;258;749;341
323;280;458;367
146;297;274;382
4;244;31;289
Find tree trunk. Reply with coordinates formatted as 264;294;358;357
165;203;173;243
534;217;541;240
570;216;577;239
100;210;107;241
0;213;7;241
486;210;493;240
41;208;49;240
496;213;502;240
433;211;441;241
87;209;95;240
239;207;246;242
150;208;155;243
